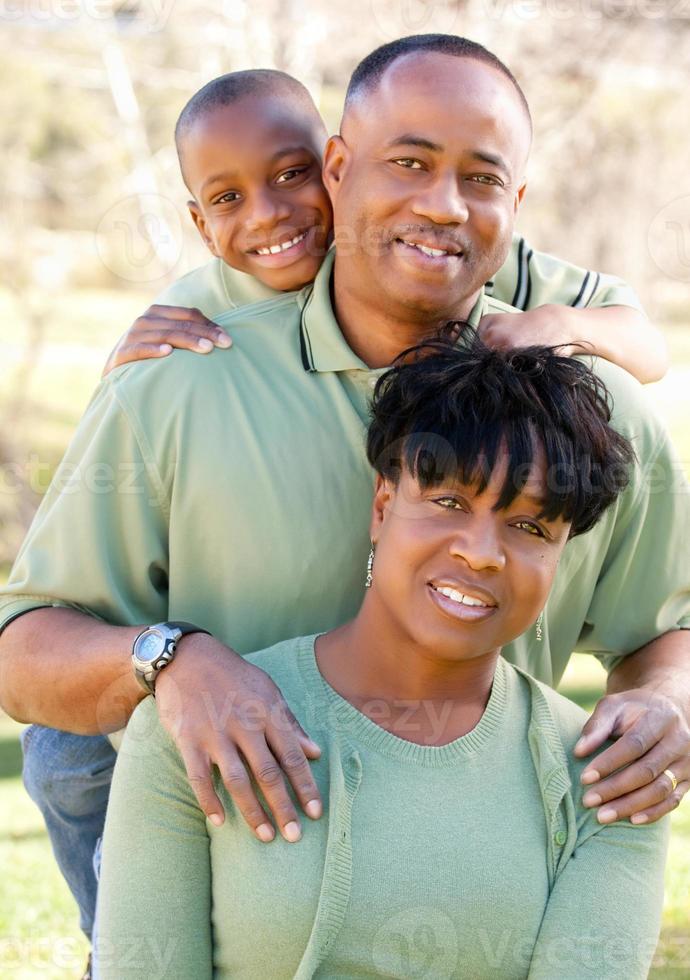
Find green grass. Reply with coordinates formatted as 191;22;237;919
0;291;689;974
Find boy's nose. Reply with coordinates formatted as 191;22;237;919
244;191;292;232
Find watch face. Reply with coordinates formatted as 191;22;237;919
136;630;163;664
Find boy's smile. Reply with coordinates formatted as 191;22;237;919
181;96;332;291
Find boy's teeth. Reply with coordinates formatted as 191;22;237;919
436;586;488;607
256;232;306;256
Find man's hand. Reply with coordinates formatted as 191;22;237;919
574;688;690;824
478;304;584;355
102;305;232;377
154;633;322;843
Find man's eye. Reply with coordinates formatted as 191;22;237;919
276;167;307;183
393;158;423;170
469;174;501;186
514;520;544;537
216;191;241;204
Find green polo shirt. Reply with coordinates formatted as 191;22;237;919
0;251;687;685
153;232;644;318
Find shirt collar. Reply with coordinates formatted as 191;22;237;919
299;248;488;374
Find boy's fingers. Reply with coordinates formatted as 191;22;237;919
124;329;225;352
102;343;172;377
146;304;217;325
143;317;231;348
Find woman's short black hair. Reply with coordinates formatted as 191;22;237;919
366;329;635;537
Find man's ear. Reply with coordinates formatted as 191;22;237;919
187;201;219;257
322;135;349;206
369;473;394;543
514;180;527;216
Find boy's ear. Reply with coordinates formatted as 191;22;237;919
187;201;219;257
369;473;394;544
322;135;349;205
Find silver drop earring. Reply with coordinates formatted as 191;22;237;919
535;610;544;642
365;544;374;588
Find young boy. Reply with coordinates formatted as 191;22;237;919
104;69;667;383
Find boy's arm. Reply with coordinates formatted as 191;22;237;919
480;236;668;384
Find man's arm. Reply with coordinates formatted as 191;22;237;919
574;630;690;824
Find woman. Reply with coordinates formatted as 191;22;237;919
96;333;669;979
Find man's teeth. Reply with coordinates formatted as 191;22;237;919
256;232;306;256
435;586;489;607
404;240;451;257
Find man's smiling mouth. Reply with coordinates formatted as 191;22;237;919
395;237;464;260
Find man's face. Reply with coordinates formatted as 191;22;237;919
183;97;332;291
324;53;530;320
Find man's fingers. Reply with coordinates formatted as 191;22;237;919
267;728;322;821
580;708;669;783
630;780;689;825
178;744;225;826
574;699;621;759
215;747;275;842
586;768;688;825
241;740;303;842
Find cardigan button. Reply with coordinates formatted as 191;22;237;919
554;830;567;846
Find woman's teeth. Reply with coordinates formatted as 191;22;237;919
255;232;306;256
435;586;489;608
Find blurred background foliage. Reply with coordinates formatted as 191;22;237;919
0;1;689;976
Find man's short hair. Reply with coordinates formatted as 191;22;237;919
366;330;634;537
345;34;532;134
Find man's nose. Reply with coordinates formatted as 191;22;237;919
448;521;505;572
244;191;292;232
411;172;469;226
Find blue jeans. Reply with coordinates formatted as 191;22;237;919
21;725;116;940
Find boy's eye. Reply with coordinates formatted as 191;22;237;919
276;167;308;184
392;158;424;170
215;191;241;204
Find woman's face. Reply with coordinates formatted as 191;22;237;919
369;453;571;661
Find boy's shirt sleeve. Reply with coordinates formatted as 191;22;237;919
488;233;645;313
153;258;280;320
0;374;170;633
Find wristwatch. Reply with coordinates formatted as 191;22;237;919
132;621;210;695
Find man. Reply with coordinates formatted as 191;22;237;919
1;31;689;946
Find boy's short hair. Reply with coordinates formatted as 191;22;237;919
366;330;634;537
174;69;325;189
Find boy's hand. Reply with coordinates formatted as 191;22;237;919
478;304;588;356
102;304;232;378
154;632;323;843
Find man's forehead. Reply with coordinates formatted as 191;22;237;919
345;51;531;162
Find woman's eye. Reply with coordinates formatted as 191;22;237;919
216;191;241;204
514;520;544;537
434;496;463;510
393;158;423;170
276;168;306;183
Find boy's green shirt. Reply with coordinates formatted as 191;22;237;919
1;250;688;687
154;232;645;318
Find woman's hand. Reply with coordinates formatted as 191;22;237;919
154;632;322;843
102;305;232;377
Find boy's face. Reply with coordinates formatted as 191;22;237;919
183;97;332;291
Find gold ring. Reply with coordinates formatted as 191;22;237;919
663;769;678;792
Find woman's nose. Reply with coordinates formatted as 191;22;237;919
447;524;505;572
